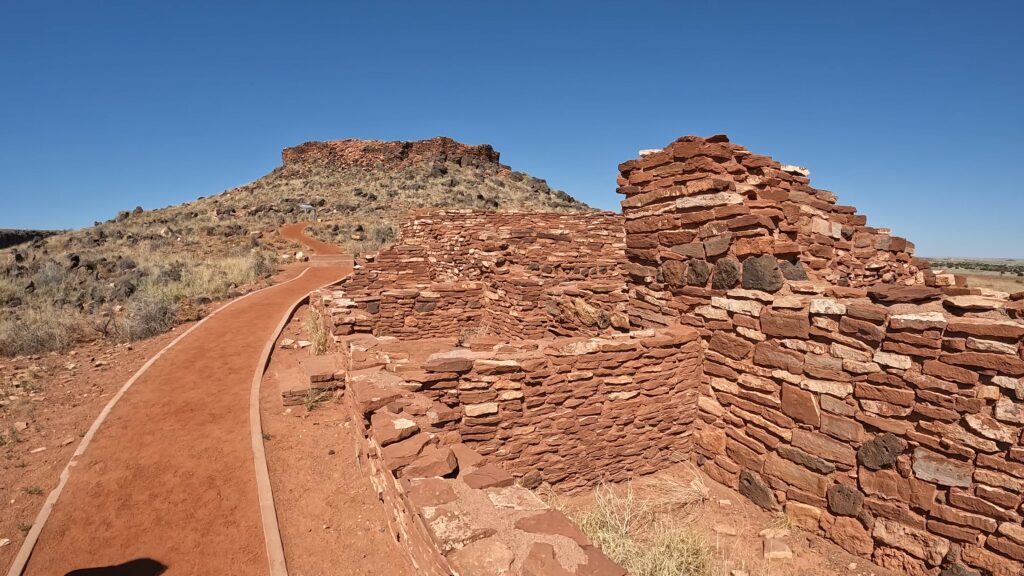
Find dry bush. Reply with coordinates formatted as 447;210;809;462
136;252;262;303
118;294;176;342
0;303;89;356
304;307;327;355
562;471;720;576
0;276;19;306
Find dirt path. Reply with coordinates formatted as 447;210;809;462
279;222;342;255
16;229;349;576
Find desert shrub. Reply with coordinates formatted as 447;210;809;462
0;303;89;356
30;261;65;291
137;253;260;303
305;307;327;355
120;294;176;341
371;224;396;246
566;475;717;576
250;249;277;278
0;276;19;306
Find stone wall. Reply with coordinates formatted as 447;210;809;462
341;335;627;576
321;210;631;340
618;135;926;328
618;135;1024;576
403;324;703;493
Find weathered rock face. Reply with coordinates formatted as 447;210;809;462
739;470;779;511
857;433;907;470
711;256;741;289
322;210;628;341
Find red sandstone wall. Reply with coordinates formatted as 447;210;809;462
341;337;628;576
327;210;630;339
403;324;703;493
618;135;925;328
619;135;1024;576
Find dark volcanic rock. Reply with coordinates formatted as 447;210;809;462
857;433;907;470
686;259;711;287
827;483;864;517
660;260;688;287
778;259;808;281
711;257;741;290
738;469;779;511
741;255;784;292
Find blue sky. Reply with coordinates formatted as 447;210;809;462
1;1;1021;257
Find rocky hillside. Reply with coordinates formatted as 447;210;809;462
0;137;591;356
0;229;59;250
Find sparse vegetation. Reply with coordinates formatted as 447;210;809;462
24;485;43;496
17;521;32;534
925;258;1024;292
546;471;729;576
928;259;1024;276
305;308;328;356
0;249;276;355
302;389;331;412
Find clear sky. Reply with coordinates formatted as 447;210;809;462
1;1;1021;257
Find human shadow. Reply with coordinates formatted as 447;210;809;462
65;558;168;576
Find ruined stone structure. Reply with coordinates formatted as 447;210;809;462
327;210;630;340
619;136;1024;576
313;136;1024;576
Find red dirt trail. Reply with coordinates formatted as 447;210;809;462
20;225;349;576
279;222;342;255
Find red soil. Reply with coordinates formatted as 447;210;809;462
17;227;349;575
259;306;415;576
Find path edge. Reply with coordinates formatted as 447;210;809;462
249;263;350;576
5;268;314;576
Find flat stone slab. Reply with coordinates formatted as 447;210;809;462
514;510;591;547
301;354;343;383
462;463;514;489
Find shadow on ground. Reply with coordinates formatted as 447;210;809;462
65;558;168;576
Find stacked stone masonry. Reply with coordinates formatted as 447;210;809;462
401;324;703;492
320;210;630;340
619;135;1024;576
340;333;627;576
312;134;1024;576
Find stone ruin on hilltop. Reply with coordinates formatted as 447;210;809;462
301;135;1024;576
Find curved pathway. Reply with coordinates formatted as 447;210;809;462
279;222;343;255
14;225;349;576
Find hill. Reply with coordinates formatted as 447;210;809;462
0;229;60;250
0;137;591;356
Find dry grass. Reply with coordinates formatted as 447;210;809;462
0;303;90;357
305;307;328;356
961;273;1024;293
551;469;731;576
0;249;276;354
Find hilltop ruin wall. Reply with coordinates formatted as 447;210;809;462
618;135;1024;576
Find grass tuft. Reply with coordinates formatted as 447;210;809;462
305;307;328;356
558;470;724;576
